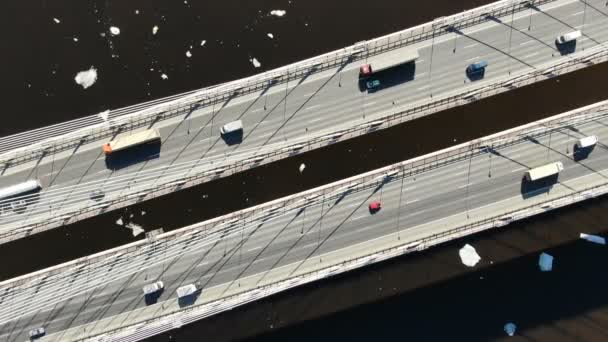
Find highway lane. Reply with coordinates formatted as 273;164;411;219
2;114;608;341
2;0;608;232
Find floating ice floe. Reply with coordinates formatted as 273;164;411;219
270;10;286;17
74;67;98;89
73;37;79;42
251;58;261;68
116;217;124;226
152;25;159;35
141;210;147;216
580;233;606;245
53;18;61;24
135;10;140;15
109;26;121;36
125;222;145;237
538;252;553;272
98;110;110;122
267;33;274;39
186;50;192;58
200;40;207;46
161;73;168;80
504;322;517;336
459;244;481;267
299;163;306;173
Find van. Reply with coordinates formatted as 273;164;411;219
220;120;243;135
176;284;197;298
576;135;598;149
142;281;164;296
466;60;488;76
556;30;581;44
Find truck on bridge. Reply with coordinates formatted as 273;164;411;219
103;128;161;155
359;47;419;77
525;161;564;182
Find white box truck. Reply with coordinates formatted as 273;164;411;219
176;284;197;298
525;162;564;181
576;135;598;149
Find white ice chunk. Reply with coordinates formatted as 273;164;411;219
73;37;79;42
74;67;98;89
152;25;159;35
459;244;481;267
116;217;124;226
109;26;121;35
299;163;306;173
504;322;517;336
200;40;206;46
135;10;140;15
53;18;61;24
141;210;147;216
538;252;553;272
270;10;286;17
186;50;192;58
98;110;110;121
125;222;145;237
267;33;274;39
161;73;168;80
251;58;261;68
580;233;606;245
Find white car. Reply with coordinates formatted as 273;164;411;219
142;281;164;295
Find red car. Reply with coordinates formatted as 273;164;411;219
369;201;381;213
359;64;372;76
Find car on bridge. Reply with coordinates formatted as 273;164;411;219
369;201;382;213
466;61;488;80
28;327;46;340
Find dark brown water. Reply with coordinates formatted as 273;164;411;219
3;1;608;341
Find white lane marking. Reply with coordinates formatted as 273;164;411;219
511;167;527;173
417;59;425;63
251;108;264;113
305;104;321;111
416;72;427;78
259;132;273;138
571;11;584;16
524;52;539;58
519;40;535;46
466;56;480;62
196;262;209;268
247;246;263;252
363;101;377;107
464;43;478;49
405;186;416;191
405;199;419;204
458;183;473;189
348;203;359;208
301;92;315;98
308;117;324;124
352;215;368;221
417;85;430;90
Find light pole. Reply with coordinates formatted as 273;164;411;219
582;0;589;50
395;167;405;240
507;2;515;75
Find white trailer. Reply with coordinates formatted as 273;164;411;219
525;162;564;181
103;128;161;155
359;48;419;76
0;180;42;201
576;135;598;149
176;284;197;298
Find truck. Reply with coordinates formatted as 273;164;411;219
176;284;197;298
525;161;564;181
359;48;419;77
0;180;41;202
142;281;164;296
102;128;161;155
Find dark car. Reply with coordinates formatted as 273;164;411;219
29;327;46;339
466;60;488;78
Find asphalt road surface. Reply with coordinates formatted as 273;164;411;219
2;0;608;234
2;111;608;341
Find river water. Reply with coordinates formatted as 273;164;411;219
3;0;608;341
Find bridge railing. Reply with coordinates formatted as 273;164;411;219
0;0;557;166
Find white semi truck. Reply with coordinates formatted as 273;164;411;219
525;161;564;181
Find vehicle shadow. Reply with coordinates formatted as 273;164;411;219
0;191;41;216
144;289;164;306
556;41;576;55
466;68;485;82
573;144;594;161
520;174;559;199
357;62;416;92
221;131;244;146
104;141;161;171
177;290;202;307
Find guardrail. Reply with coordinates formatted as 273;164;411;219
3;96;606;292
4;39;608;244
0;0;556;166
84;171;608;342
